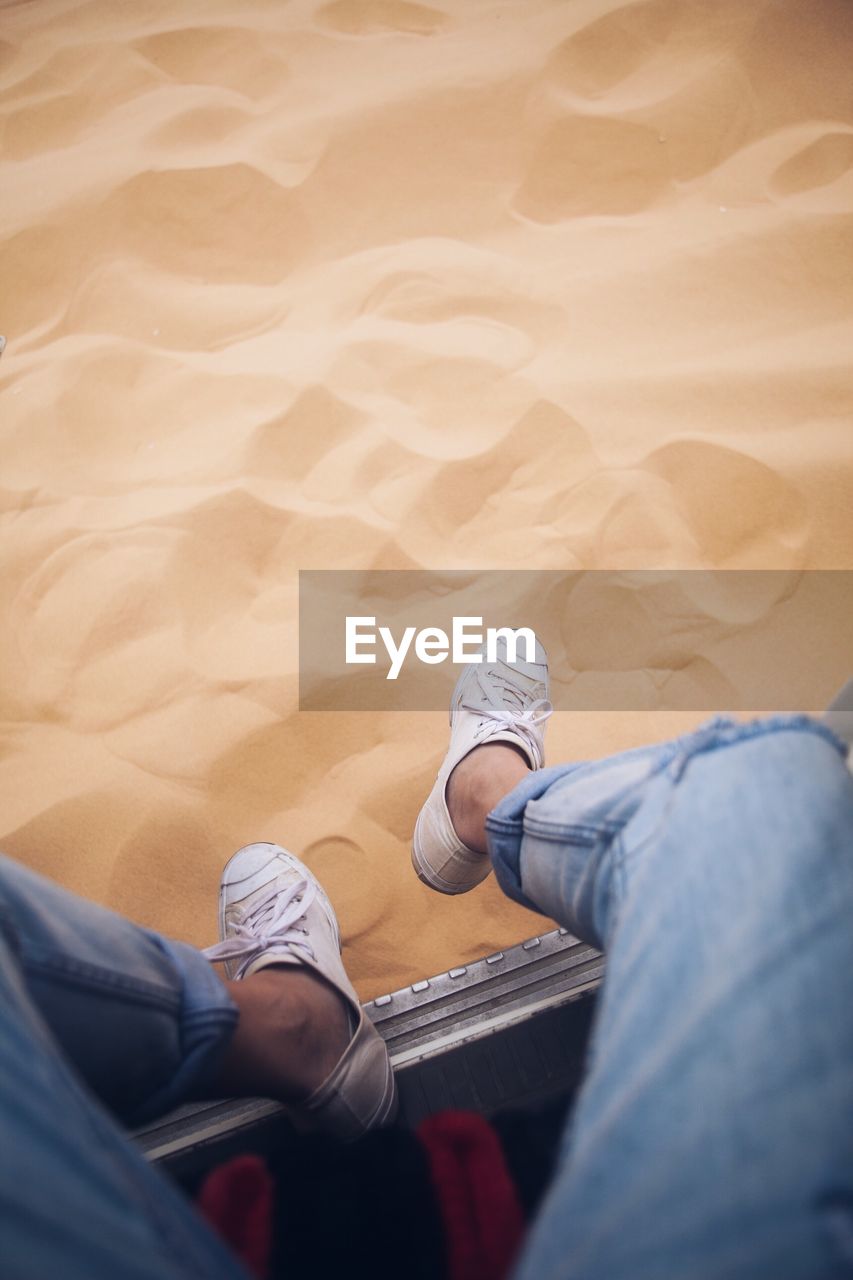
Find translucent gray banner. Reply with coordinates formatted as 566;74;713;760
299;570;853;712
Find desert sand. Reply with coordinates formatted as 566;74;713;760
1;0;851;998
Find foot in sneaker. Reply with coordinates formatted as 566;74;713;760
203;842;396;1140
412;634;552;894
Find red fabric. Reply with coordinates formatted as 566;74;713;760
197;1154;274;1280
418;1111;526;1280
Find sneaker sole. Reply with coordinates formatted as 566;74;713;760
411;809;491;895
289;1033;398;1140
413;636;550;896
368;1047;399;1129
410;662;498;895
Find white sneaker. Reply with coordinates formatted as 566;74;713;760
412;634;552;894
203;842;397;1141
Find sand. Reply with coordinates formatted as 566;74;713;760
1;0;851;999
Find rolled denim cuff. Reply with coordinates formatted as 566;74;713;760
486;763;584;912
128;936;238;1125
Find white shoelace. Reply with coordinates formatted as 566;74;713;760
462;668;553;761
203;877;317;980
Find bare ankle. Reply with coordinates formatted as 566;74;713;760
446;742;530;853
211;967;352;1102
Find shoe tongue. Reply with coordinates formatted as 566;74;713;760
491;635;548;689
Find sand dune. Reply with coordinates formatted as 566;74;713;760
1;0;851;997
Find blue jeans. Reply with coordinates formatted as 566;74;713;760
487;715;853;1279
0;855;246;1280
1;716;851;1279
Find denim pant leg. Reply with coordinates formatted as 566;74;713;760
0;853;237;1125
487;717;853;1280
0;858;247;1280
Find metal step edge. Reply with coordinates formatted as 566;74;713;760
134;927;603;1163
372;937;601;1051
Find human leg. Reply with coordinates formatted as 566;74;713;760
213;964;352;1102
1;843;394;1131
0;851;238;1124
485;717;853;1279
445;742;531;853
0;897;249;1280
203;842;397;1140
413;635;551;893
0;836;397;1277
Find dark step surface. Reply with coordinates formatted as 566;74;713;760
133;927;602;1184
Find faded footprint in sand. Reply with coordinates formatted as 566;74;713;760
101;164;311;285
514;117;672;221
771;131;853;197
643;439;809;565
148;105;253;150
243;387;368;484
316;0;449;37
0;47;162;162
133;27;287;98
300;836;390;939
9;529;186;726
547;0;680;97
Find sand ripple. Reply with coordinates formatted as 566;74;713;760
1;0;851;993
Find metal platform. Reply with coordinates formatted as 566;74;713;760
133;927;603;1177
